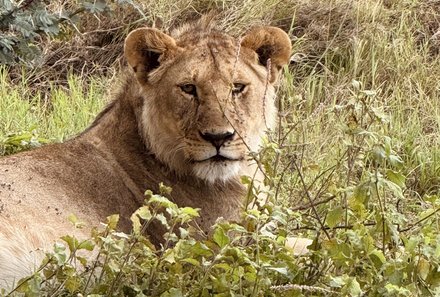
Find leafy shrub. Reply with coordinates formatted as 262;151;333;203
4;83;440;295
0;0;127;65
3;186;316;297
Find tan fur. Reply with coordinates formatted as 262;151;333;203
0;21;291;288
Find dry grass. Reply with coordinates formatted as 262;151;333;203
7;0;419;86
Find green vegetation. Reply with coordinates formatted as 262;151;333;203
0;71;107;155
0;0;133;64
1;0;440;296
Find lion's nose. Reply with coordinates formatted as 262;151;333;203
199;131;235;149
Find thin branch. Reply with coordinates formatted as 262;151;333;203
271;284;334;294
374;167;386;254
292;195;337;211
293;222;377;231
292;160;331;239
262;58;271;129
399;206;440;232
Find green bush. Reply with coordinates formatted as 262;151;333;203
4;91;440;295
2;186;315;297
0;0;125;65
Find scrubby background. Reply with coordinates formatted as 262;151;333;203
1;0;440;296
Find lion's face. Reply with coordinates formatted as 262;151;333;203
142;40;278;183
124;26;291;183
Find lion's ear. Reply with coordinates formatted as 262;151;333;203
124;28;178;83
241;26;291;83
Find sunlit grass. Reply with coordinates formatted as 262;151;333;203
0;69;107;145
275;0;440;200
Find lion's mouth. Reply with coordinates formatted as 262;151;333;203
194;154;242;163
210;155;232;162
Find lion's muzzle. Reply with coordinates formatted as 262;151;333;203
199;130;235;150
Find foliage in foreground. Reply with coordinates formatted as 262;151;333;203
3;86;440;295
2;143;440;297
3;187;313;297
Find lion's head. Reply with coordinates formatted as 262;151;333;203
124;22;291;183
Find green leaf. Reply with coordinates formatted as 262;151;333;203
405;236;419;254
77;256;88;267
189;242;213;257
40;24;60;35
369;249;386;269
383;284;411;296
213;263;231;271
329;276;345;288
389;154;404;167
323;240;352;267
16;274;42;295
106;214;120;230
266;266;289;276
149;195;175;208
417;258;430;280
271;210;288;225
130;212;141;236
372;146;386;162
61;235;79;252
240;175;252;185
156;213;169;228
213;226;229;248
136;206;152;220
67;213;85;228
326;206;344;228
78;239;94;251
181;258;200;266
331;276;362;296
107;258;121;273
181;207;200;219
178;227;189;239
346;277;362;296
83;0;109;13
161;288;184;297
159;182;173;195
52;242;67;265
65;275;81;293
382;178;405;199
386;170;406;188
163;250;176;263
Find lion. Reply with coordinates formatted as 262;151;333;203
0;19;292;288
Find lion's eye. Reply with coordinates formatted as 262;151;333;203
180;84;197;96
232;83;246;95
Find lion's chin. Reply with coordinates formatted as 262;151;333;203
192;160;241;183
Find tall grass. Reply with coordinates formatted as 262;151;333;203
271;0;440;199
0;69;107;154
